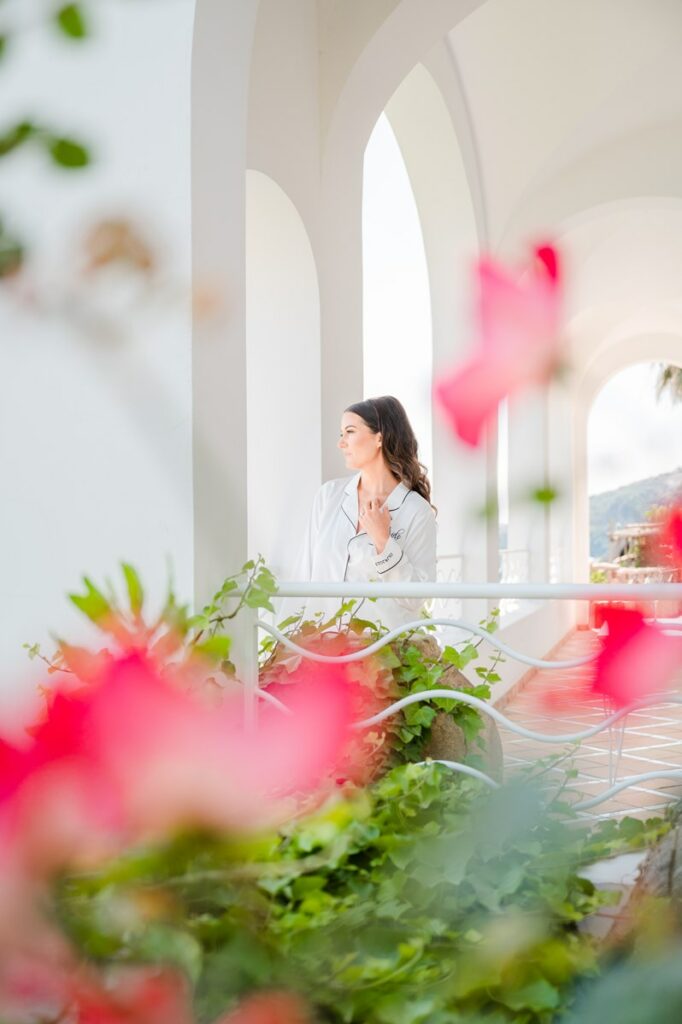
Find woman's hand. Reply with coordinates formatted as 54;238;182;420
359;497;391;554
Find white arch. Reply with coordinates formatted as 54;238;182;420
573;333;682;582
246;170;321;579
520;198;682;586
318;0;488;479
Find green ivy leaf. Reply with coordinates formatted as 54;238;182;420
458;643;478;667
441;646;464;669
244;588;275;614
501;976;561;1012
46;136;91;168
195;635;232;662
121;563;144;617
125;924;203;984
55;4;89;40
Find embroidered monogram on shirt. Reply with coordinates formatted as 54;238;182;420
390;528;405;540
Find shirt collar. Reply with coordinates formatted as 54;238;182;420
342;474;409;512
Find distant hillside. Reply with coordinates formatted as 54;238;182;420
590;467;682;559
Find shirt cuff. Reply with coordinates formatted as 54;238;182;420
372;536;404;575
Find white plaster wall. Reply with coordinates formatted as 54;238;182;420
0;0;195;715
245;170;321;580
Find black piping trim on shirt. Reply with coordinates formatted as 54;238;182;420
387;489;410;512
341;505;355;530
375;549;404;574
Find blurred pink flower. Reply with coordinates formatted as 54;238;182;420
88;653;356;836
0;654;356;874
0;957;192;1024
661;504;682;569
219;991;312;1024
591;606;681;708
434;243;562;446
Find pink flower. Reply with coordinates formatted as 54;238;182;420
219;991;312;1024
0;957;193;1024
661;504;682;570
87;653;355;837
591;606;681;708
434;243;563;446
0;654;356;874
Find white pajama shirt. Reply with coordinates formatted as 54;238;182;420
291;472;437;631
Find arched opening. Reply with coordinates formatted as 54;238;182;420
245;170;321;579
588;361;682;583
362;113;433;473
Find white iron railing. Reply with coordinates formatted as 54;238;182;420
499;548;530;614
232;582;682;815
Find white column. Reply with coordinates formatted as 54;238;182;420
507;391;549;583
191;0;260;602
191;0;261;688
319;162;365;481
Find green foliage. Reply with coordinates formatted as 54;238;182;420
562;947;682;1024
29;557;276;679
56;766;642;1024
0;119;37;157
55;3;89;40
31;561;678;1023
69;576;112;625
0;119;91;169
121;562;144;617
532;486;559;505
0;217;24;276
266;598;504;772
46;134;91;168
1;1;95;284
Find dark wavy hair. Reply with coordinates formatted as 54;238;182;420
345;396;435;511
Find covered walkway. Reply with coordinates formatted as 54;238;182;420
501;629;682;821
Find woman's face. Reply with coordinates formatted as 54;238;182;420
338;411;381;470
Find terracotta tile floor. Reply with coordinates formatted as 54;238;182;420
499;628;682;821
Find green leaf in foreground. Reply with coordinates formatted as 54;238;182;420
121;562;144;617
194;634;232;662
55;4;89;40
0;121;38;159
69;577;111;625
531;485;559;504
0;224;24;277
46;135;91;168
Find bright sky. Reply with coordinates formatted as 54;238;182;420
363;114;433;473
588;362;682;495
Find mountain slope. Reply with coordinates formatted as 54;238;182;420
590;467;682;559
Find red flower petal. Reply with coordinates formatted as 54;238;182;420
591;607;681;708
434;242;563;447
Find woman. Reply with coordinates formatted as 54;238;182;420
292;396;437;632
